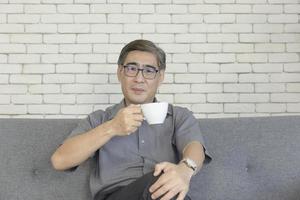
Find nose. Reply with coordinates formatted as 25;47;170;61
134;70;145;82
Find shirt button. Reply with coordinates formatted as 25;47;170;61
141;140;145;144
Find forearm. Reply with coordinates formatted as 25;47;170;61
181;141;205;173
51;120;115;171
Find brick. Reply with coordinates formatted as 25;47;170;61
28;105;60;114
287;103;300;112
220;64;252;73
205;0;234;3
108;74;118;83
10;74;42;83
44;94;76;104
157;5;187;13
12;95;42;104
74;14;106;23
253;64;283;72
0;95;9;104
123;4;154;13
158;84;190;93
175;74;205;83
11;34;42;43
108;14;139;23
175;94;205;103
253;5;283;13
62;84;93;93
173;0;204;3
0;85;27;94
285;5;300;13
190;24;220;33
224;84;254;93
0;14;6;23
284;63;300;72
225;104;255;113
141;0;171;3
256;103;286;113
192;103;223;113
254;24;283;33
109;94;124;104
110;34;141;43
9;0;41;3
287;43;300;52
205;54;235;63
207;34;238;43
9;54;40;64
108;0;138;3
189;64;219;73
255;43;285;52
255;83;285;92
61;105;93;114
140;14;171;23
0;64;21;73
204;14;235;23
43;74;75;83
240;34;270;43
26;24;57;33
0;54;7;63
8;14;40;23
28;84;60;94
268;14;298;23
172;14;203;23
166;63;188;73
287;83;300;92
223;44;253;52
240;94;269;102
160;44;189;53
274;34;300;43
124;24;155;33
57;5;89;13
157;24;188;33
143;34;174;43
0;74;8;83
189;5;219;13
173;53;203;63
207;74;238;82
91;4;122;13
60;44;92;53
222;24;252;33
44;34;76;44
95;84;122;93
237;14;267;23
285;24;300;33
269;53;299;63
77;34;108;43
28;44;58;53
0;44;26;53
0;105;27;114
42;0;73;3
76;74;108;83
175;34;205;43
77;94;109;104
271;93;300;102
23;64;55;74
221;5;251;13
208;94;238;102
239;74;269;83
0;24;24;33
192;84;223;93
237;53;268;63
75;54;106;64
91;24;122;33
0;5;23;13
155;94;174;103
191;43;222;53
58;24;89;33
25;5;56;13
0;34;9;43
56;64;88;73
41;14;73;23
43;54;73;64
269;0;298;3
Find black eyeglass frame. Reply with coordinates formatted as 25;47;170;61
122;64;160;80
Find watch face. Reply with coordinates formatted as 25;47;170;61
186;158;197;170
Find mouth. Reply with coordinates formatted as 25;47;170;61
131;87;145;94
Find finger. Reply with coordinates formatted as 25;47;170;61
150;172;172;193
133;114;144;122
161;188;180;200
176;190;187;200
153;181;179;200
153;162;167;176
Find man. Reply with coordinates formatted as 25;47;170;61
51;39;211;200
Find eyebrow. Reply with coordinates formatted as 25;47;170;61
125;62;157;69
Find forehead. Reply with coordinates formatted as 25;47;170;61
124;50;158;66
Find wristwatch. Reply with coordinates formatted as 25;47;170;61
181;158;198;174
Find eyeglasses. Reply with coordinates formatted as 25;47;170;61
122;63;159;80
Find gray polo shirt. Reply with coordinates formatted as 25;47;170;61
68;99;211;199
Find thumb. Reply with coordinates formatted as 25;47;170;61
153;162;167;176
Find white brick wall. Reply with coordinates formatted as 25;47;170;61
0;1;299;118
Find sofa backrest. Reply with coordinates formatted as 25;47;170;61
0;116;300;200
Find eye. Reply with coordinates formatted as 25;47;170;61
126;65;138;71
144;67;156;74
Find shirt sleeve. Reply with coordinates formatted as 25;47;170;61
174;107;212;164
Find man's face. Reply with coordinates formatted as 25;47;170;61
117;50;165;105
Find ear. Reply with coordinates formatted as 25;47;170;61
117;65;122;82
158;70;165;86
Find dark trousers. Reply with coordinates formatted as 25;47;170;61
96;172;191;200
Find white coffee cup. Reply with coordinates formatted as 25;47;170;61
141;102;168;125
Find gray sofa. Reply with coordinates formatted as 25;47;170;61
1;116;300;200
